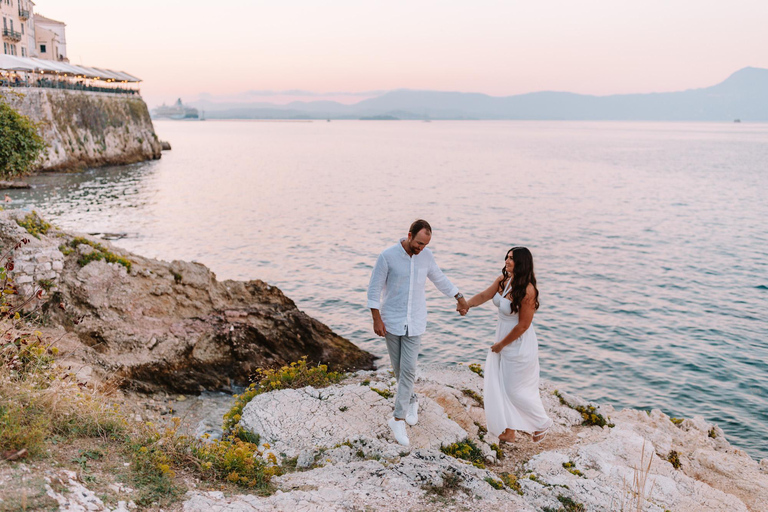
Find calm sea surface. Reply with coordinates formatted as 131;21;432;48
9;120;767;460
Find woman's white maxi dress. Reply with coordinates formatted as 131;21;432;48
484;281;553;436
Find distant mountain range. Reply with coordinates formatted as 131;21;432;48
188;67;768;121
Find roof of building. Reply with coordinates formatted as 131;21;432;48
35;25;59;42
34;14;66;26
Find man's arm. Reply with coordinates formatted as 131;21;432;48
370;309;386;337
427;258;468;314
367;253;388;336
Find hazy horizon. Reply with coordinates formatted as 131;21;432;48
33;1;768;108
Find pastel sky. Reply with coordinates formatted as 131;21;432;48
35;0;768;107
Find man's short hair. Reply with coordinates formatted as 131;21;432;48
409;219;432;238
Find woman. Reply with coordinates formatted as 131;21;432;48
465;247;552;443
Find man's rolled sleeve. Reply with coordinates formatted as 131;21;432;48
367;253;388;309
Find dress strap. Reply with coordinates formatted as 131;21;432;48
501;277;512;298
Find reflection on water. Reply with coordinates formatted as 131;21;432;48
7;120;768;460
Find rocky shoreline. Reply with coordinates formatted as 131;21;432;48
1;211;767;511
182;364;768;512
0;210;375;393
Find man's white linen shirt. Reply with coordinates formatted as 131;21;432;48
367;240;459;337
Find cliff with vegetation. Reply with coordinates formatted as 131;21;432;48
0;88;162;171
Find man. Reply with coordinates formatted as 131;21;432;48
367;219;469;447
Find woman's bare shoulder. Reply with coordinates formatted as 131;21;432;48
524;283;537;298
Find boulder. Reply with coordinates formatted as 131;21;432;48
0;211;375;393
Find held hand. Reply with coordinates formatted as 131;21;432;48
457;296;469;315
491;342;504;353
373;316;387;337
456;306;468;316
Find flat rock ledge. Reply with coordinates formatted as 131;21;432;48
185;364;768;512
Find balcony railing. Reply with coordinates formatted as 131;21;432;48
19;9;30;20
2;28;22;42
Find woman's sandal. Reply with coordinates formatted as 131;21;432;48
498;429;516;443
532;429;548;443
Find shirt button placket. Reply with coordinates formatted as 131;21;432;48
406;257;414;334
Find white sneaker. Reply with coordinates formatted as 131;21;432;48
405;400;419;426
388;417;410;447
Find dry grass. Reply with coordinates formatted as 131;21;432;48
0;321;293;508
615;438;657;512
0;325;125;457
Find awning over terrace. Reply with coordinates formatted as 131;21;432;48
0;55;36;72
0;56;141;82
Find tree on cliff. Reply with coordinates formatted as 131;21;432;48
0;93;46;178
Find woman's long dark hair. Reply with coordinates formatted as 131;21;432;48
499;246;540;313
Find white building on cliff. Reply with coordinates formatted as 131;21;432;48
1;0;32;57
33;13;66;61
1;1;67;61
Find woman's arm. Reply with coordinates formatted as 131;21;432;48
491;284;537;353
466;275;504;309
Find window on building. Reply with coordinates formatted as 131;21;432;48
21;23;24;35
3;18;6;30
10;20;13;31
40;43;46;53
3;43;7;55
21;46;26;57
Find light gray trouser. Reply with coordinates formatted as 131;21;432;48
385;331;421;419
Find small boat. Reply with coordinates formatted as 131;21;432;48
734;119;741;123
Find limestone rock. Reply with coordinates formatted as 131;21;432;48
202;365;768;512
239;381;468;460
185;450;533;512
0;211;375;393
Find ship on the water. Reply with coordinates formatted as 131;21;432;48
152;98;199;120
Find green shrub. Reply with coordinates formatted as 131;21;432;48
563;461;583;477
422;471;462;497
670;417;684;425
468;363;483;377
556;494;586;511
128;417;281;506
474;421;488;440
462;388;484;407
667;450;681;469
554;390;614;428
15;211;52;238
485;477;503;489
370;386;393;399
68;237;132;272
499;472;523;495
441;439;486;469
0;94;46;178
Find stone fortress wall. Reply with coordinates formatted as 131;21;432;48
1;87;162;172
